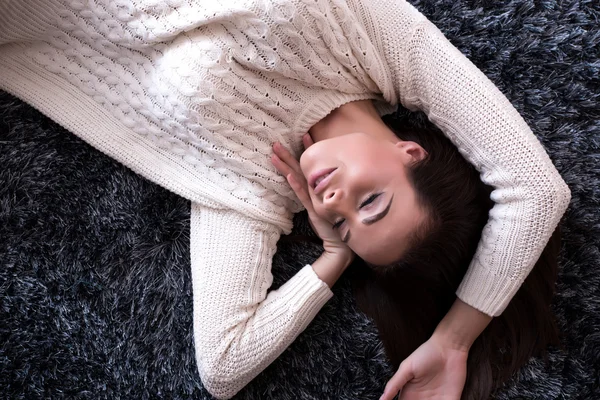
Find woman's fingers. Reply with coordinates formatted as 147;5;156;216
380;362;414;400
287;174;313;210
288;175;316;217
272;151;312;206
272;140;318;213
302;133;314;149
271;153;293;177
272;142;302;175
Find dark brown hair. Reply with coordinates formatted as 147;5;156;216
350;122;561;399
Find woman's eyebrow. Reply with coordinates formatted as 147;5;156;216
341;195;395;244
362;195;394;225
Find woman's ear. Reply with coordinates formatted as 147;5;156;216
396;141;428;163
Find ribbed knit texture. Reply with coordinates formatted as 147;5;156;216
190;205;332;398
0;0;570;398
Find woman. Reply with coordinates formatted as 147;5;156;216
0;0;570;399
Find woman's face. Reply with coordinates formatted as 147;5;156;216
300;132;427;265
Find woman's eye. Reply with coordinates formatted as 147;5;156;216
332;218;345;230
360;193;382;209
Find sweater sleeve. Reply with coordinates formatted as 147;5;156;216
360;0;571;316
190;203;333;399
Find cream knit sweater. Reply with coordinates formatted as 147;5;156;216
0;0;570;398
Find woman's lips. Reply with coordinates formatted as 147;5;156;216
309;168;337;194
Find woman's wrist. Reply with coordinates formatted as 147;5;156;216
433;298;493;352
322;248;354;268
311;251;353;288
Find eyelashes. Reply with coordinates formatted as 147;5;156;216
359;193;382;209
331;192;382;230
332;219;345;229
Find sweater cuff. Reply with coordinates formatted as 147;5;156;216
277;265;334;319
455;258;522;317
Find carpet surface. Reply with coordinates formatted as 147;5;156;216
1;0;599;399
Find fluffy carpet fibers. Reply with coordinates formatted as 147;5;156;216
1;0;599;399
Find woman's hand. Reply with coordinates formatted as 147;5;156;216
380;299;491;400
380;333;468;400
271;134;354;264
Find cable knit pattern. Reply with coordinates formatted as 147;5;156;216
0;0;570;398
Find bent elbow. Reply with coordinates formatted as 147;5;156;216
529;173;571;228
196;352;243;400
549;175;572;217
559;178;572;209
194;318;256;398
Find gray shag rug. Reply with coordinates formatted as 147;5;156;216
1;0;599;399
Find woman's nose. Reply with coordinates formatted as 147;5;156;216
323;188;343;209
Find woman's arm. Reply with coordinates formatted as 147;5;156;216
355;1;569;398
190;204;347;399
361;0;570;316
380;299;491;400
434;299;493;350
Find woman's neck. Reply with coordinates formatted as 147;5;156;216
309;100;399;143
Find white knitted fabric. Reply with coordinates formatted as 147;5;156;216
0;0;570;398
